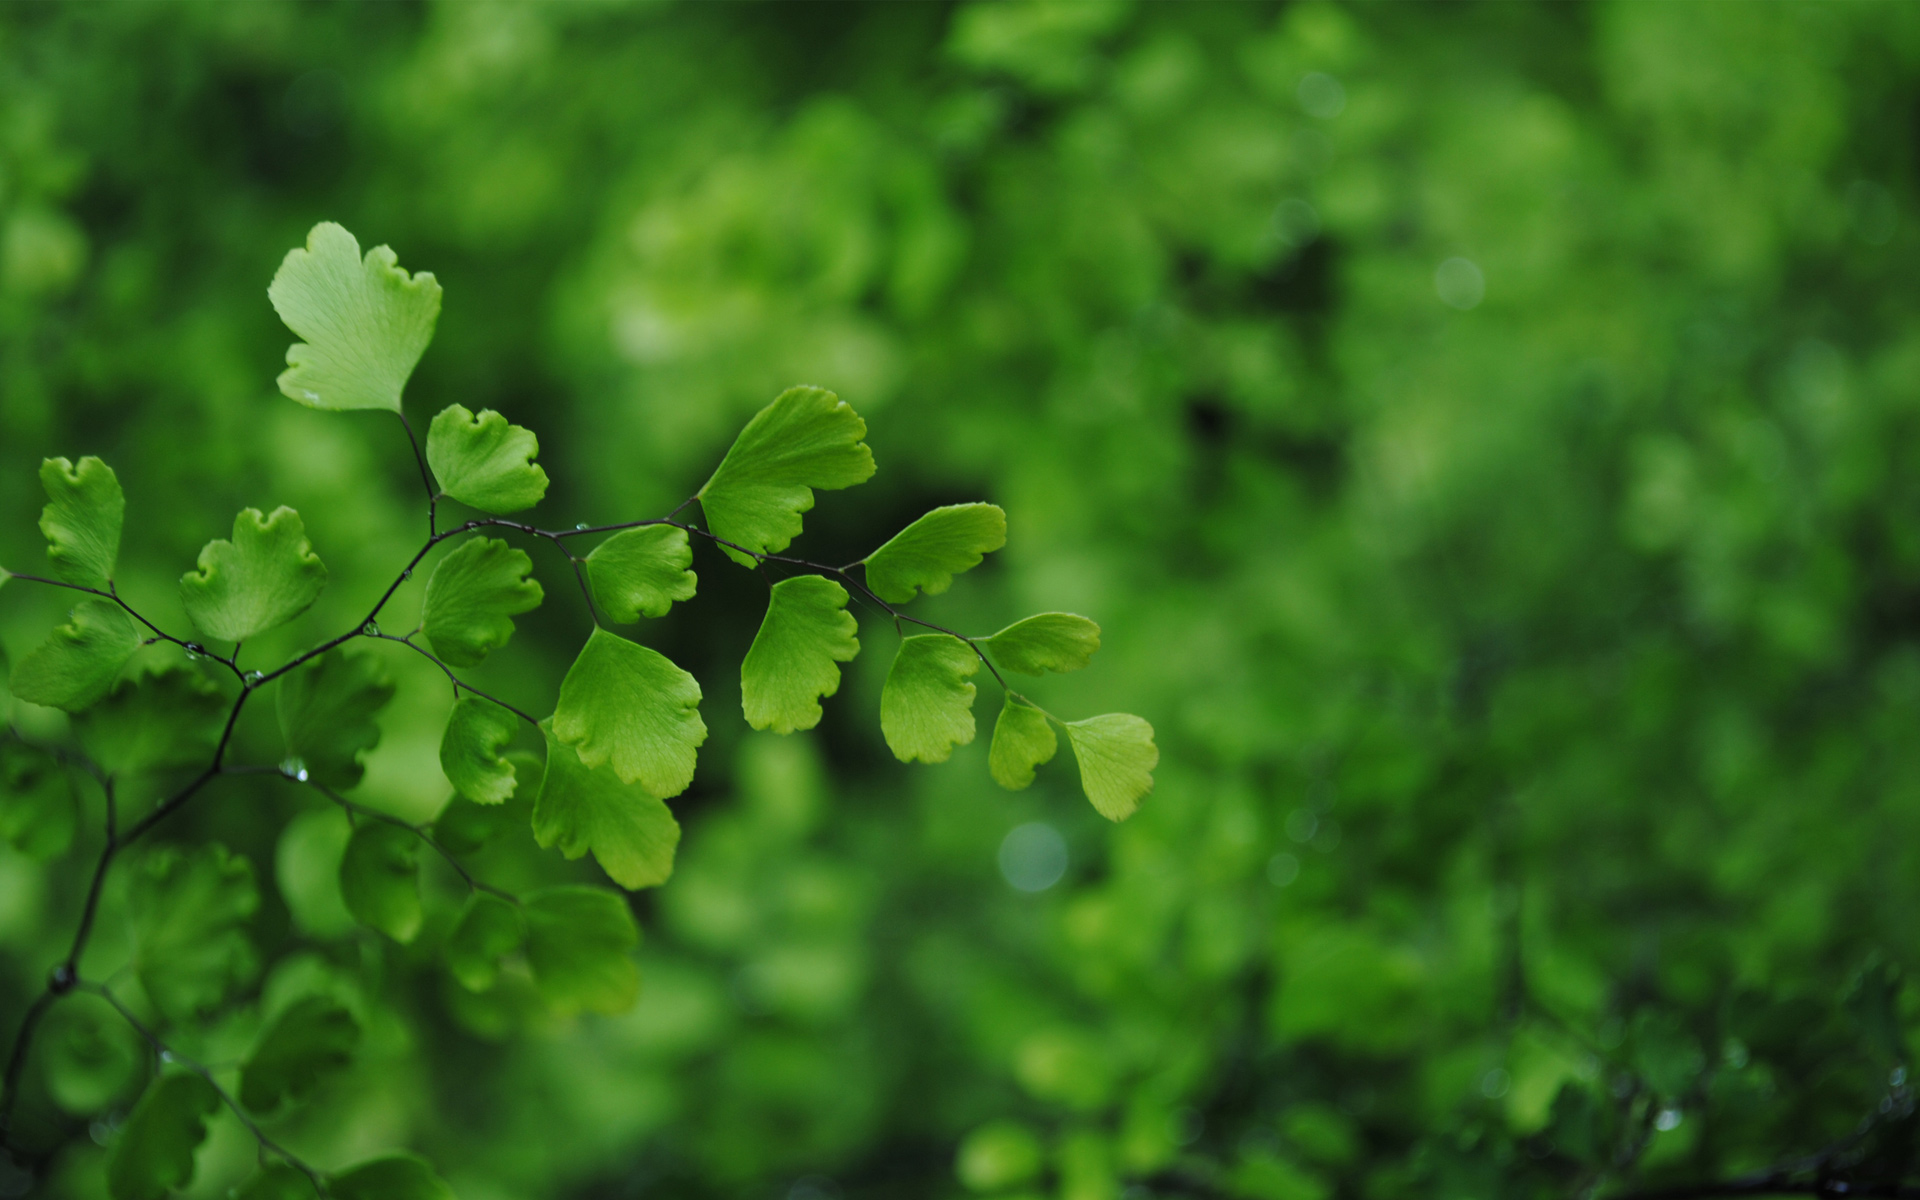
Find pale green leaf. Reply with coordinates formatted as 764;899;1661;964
446;892;525;992
0;741;76;860
863;503;1006;604
269;222;441;413
989;697;1057;790
985;613;1101;675
880;635;979;763
1064;713;1158;821
587;525;696;622
39;456;124;588
239;995;359;1114
524;885;640;1015
178;506;327;643
10;598;140;714
328;1155;456;1200
434;750;538;855
741;575;860;734
43;992;144;1114
278;648;395;788
76;662;226;775
696;386;875;567
553;629;706;797
535;721;681;889
426;403;549;513
131;843;259;1021
422;537;543;668
439;696;518;805
107;1070;221;1200
339;822;422;943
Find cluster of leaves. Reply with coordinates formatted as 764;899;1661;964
0;222;1151;1196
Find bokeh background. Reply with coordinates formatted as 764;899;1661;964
4;2;1920;1198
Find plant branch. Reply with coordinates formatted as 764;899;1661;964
5;573;245;682
81;983;332;1197
397;411;438;537
291;777;518;903
368;632;542;728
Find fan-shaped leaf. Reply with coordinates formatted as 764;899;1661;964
422;537;542;669
553;629;706;797
179;507;326;643
0;741;76;860
426;404;549;513
985;613;1101;676
277;648;395;788
132;843;259;1021
77;662;226;775
524;885;640;1015
328;1155;456;1200
43;992;144;1116
587;525;696;622
696;386;875;567
39;456;123;588
863;503;1006;604
742;575;860;734
10;598;140;713
240;995;360;1114
233;1164;321;1200
435;750;538;855
1064;713;1157;821
439;696;519;805
446;892;525;992
107;1070;221;1200
989;697;1056;790
269;222;440;413
880;635;979;764
535;721;680;889
340;822;422;943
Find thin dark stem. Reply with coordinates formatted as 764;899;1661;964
368;633;542;728
397;411;438;537
5;573;245;681
295;778;517;903
0;994;57;1141
82;983;332;1197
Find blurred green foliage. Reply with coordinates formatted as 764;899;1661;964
5;2;1920;1198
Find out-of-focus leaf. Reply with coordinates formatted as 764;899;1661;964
427;403;549;513
741;575;859;734
523;885;640;1015
131;842;259;1020
232;1164;321;1200
106;1069;220;1200
339;821;422;943
178;507;327;643
0;740;76;859
863;503;1005;604
880;635;978;763
434;750;539;856
76;662;225;775
269;222;440;413
446;892;525;992
42;992;144;1114
240;995;360;1114
328;1155;456;1200
39;455;123;588
696;386;875;567
10;599;140;713
277;648;395;788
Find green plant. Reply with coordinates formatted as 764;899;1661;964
0;222;1155;1199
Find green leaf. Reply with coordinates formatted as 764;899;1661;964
534;721;681;890
422;537;543;669
278;648;396;789
178;507;327;643
439;696;519;805
0;741;77;860
553;629;706;797
339;821;422;943
741;575;860;734
43;992;144;1114
132;843;259;1021
239;995;360;1114
984;613;1101;675
328;1155;456;1200
446;892;525;992
989;697;1056;790
696;386;875;568
434;750;538;855
76;662;226;775
233;1164;321;1200
1064;713;1158;821
586;525;696;622
523;885;640;1015
39;456;123;588
880;635;979;764
269;222;441;413
863;503;1007;604
426;403;549;514
107;1070;221;1200
10;598;140;714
